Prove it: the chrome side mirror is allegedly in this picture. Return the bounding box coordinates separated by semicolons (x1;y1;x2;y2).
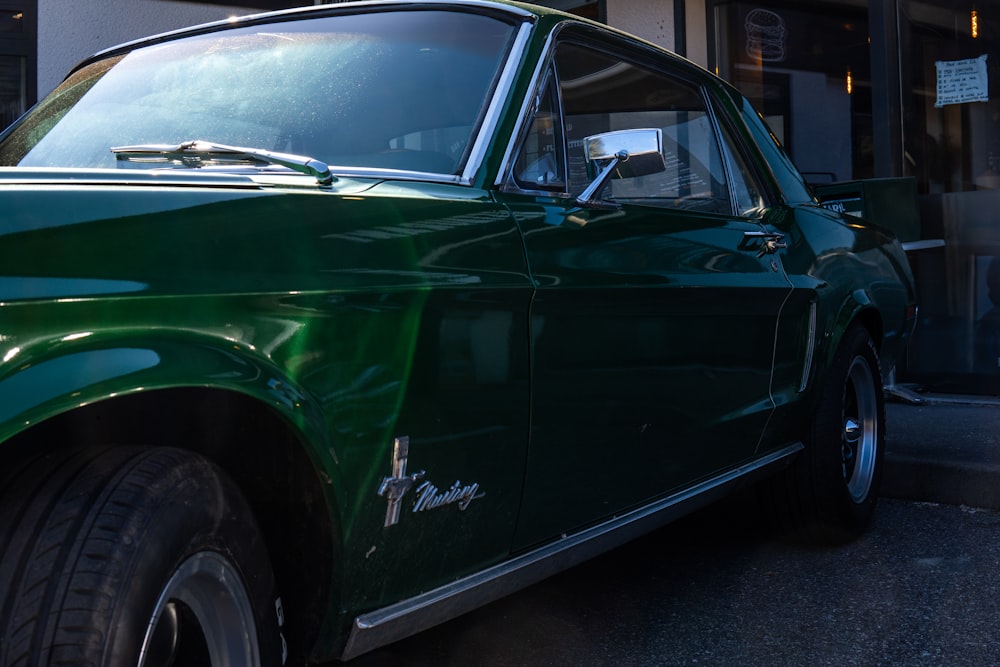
576;128;666;208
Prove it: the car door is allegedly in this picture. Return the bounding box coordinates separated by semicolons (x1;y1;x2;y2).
496;37;795;549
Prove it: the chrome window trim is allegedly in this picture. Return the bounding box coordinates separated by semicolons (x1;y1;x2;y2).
704;88;744;218
340;442;803;661
706;88;780;214
494;27;565;194
460;20;535;185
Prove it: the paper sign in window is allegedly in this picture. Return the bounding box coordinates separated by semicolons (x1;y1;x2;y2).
936;55;989;108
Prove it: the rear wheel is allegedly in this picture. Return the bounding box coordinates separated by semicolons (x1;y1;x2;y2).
0;446;284;666
841;349;881;505
767;326;885;542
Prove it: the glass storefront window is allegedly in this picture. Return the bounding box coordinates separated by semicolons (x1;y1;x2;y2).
0;54;24;128
712;1;872;185
903;2;1000;195
710;1;1000;395
0;3;31;131
901;0;1000;394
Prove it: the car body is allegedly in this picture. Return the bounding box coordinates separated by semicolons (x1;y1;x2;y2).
0;1;916;664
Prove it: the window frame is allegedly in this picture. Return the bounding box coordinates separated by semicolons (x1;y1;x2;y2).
705;92;773;217
508;64;569;193
501;23;773;218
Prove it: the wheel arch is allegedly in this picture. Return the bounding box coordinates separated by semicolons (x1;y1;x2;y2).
849;303;884;355
0;341;345;662
804;291;887;411
828;289;885;365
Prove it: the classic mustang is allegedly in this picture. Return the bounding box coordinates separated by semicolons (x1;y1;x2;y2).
0;1;916;665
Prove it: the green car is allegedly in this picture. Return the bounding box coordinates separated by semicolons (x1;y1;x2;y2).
0;1;916;664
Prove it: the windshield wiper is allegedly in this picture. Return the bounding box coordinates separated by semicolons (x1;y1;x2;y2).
111;140;335;185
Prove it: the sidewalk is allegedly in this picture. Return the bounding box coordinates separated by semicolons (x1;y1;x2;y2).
883;391;1000;510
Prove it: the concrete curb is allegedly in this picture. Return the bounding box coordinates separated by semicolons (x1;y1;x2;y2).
882;399;1000;511
882;453;1000;510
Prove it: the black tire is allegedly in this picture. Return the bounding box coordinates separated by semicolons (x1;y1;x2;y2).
0;446;284;667
766;325;885;543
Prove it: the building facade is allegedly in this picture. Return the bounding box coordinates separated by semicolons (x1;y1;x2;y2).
2;0;997;396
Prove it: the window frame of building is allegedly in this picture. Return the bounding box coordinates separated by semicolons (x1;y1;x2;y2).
0;1;36;129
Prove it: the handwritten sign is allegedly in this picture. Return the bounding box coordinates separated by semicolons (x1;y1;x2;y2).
936;55;989;107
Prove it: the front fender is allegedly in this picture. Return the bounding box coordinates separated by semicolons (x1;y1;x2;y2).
0;333;334;469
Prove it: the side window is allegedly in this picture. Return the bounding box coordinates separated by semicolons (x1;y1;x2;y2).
554;43;733;215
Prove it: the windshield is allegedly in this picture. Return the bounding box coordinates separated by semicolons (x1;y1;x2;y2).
0;10;517;176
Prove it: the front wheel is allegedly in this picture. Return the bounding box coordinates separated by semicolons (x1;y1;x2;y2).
766;326;886;543
0;446;284;667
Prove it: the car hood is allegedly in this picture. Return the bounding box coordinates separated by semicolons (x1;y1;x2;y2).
0;167;518;302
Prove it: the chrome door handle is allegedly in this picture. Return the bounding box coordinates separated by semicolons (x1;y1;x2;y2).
743;230;787;257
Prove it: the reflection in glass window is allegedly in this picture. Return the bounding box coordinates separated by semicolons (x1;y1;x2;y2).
715;2;871;186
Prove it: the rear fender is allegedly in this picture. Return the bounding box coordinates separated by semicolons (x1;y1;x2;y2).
824;290;885;380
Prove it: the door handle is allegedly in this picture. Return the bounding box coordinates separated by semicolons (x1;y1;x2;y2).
743;230;787;257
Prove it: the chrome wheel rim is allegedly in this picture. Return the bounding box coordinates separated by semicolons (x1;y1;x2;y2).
842;355;878;503
139;551;260;667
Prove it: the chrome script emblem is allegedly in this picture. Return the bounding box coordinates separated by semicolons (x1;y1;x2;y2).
378;436;485;527
413;480;484;513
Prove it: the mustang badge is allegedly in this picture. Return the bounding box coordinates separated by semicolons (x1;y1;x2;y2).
377;436;424;527
377;436;485;527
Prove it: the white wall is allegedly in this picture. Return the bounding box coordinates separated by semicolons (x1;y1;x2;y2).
685;0;708;69
606;0;674;52
604;0;710;70
37;0;264;97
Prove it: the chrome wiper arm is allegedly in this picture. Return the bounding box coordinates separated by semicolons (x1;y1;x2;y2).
111;140;335;185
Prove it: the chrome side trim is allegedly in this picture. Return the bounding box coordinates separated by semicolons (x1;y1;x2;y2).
900;238;945;252
340;442;803;660
799;301;818;393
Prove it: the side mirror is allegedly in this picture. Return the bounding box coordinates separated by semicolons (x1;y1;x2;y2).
576;128;666;208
